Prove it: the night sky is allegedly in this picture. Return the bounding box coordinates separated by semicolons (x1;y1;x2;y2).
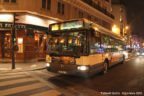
126;0;144;38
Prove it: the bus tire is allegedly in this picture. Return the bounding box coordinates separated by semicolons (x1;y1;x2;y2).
46;67;50;71
120;55;125;64
103;61;108;74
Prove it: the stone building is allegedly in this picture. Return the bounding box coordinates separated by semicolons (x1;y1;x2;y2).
112;0;131;46
0;0;114;62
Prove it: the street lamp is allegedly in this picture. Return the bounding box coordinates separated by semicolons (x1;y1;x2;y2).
11;13;20;69
126;26;129;30
112;25;120;35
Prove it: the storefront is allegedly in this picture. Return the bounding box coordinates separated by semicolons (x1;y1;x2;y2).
0;13;57;62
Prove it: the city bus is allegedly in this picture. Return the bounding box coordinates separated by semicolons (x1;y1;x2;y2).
46;19;125;77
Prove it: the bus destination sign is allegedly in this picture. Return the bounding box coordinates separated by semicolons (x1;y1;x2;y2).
51;20;83;31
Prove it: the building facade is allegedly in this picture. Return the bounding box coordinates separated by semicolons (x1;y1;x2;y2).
0;0;114;62
111;0;131;47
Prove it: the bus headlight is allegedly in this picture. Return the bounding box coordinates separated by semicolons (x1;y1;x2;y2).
77;66;89;71
137;52;140;55
46;63;50;67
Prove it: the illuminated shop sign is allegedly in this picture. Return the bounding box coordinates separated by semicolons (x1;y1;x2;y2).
0;22;48;31
0;14;57;28
60;20;83;30
51;20;83;31
51;24;59;31
0;14;13;22
0;23;26;29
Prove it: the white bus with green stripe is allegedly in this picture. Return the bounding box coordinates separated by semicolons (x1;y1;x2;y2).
46;19;125;77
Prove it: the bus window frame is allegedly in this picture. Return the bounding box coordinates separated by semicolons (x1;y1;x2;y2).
48;29;89;58
88;29;102;55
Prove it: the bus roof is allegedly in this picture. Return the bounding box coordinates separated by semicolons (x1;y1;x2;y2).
49;18;124;42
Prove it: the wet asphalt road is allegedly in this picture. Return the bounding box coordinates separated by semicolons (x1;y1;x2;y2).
29;56;144;95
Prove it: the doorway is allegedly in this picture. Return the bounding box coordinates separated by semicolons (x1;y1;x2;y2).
0;31;11;59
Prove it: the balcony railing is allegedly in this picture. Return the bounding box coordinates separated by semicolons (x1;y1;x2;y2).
81;0;114;19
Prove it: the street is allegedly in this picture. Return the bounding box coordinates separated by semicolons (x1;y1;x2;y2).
0;56;144;96
0;0;144;96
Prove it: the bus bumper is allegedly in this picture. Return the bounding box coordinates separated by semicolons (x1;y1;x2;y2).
46;62;90;77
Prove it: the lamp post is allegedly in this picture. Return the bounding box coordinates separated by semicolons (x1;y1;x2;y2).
11;13;17;69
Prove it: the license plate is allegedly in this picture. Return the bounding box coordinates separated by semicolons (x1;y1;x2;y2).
58;71;67;74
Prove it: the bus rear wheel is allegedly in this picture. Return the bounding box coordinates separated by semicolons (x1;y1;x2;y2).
120;56;125;64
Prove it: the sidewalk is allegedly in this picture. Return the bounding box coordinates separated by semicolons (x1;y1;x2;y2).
0;61;46;73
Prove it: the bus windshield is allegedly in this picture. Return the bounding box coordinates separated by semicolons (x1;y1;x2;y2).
47;31;87;57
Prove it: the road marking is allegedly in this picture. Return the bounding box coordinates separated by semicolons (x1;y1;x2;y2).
0;74;27;79
30;89;61;96
0;83;47;96
0;76;31;82
0;78;36;86
0;80;40;90
0;72;63;96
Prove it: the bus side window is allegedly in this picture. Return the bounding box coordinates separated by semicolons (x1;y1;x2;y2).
101;34;110;53
90;31;101;54
110;38;119;52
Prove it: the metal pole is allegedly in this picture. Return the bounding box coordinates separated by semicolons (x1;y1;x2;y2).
12;13;16;69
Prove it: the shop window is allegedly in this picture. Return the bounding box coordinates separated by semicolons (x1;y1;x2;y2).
35;33;47;52
11;0;16;3
27;29;34;37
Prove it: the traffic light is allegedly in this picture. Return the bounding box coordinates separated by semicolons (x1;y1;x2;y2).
13;37;16;42
14;13;20;23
